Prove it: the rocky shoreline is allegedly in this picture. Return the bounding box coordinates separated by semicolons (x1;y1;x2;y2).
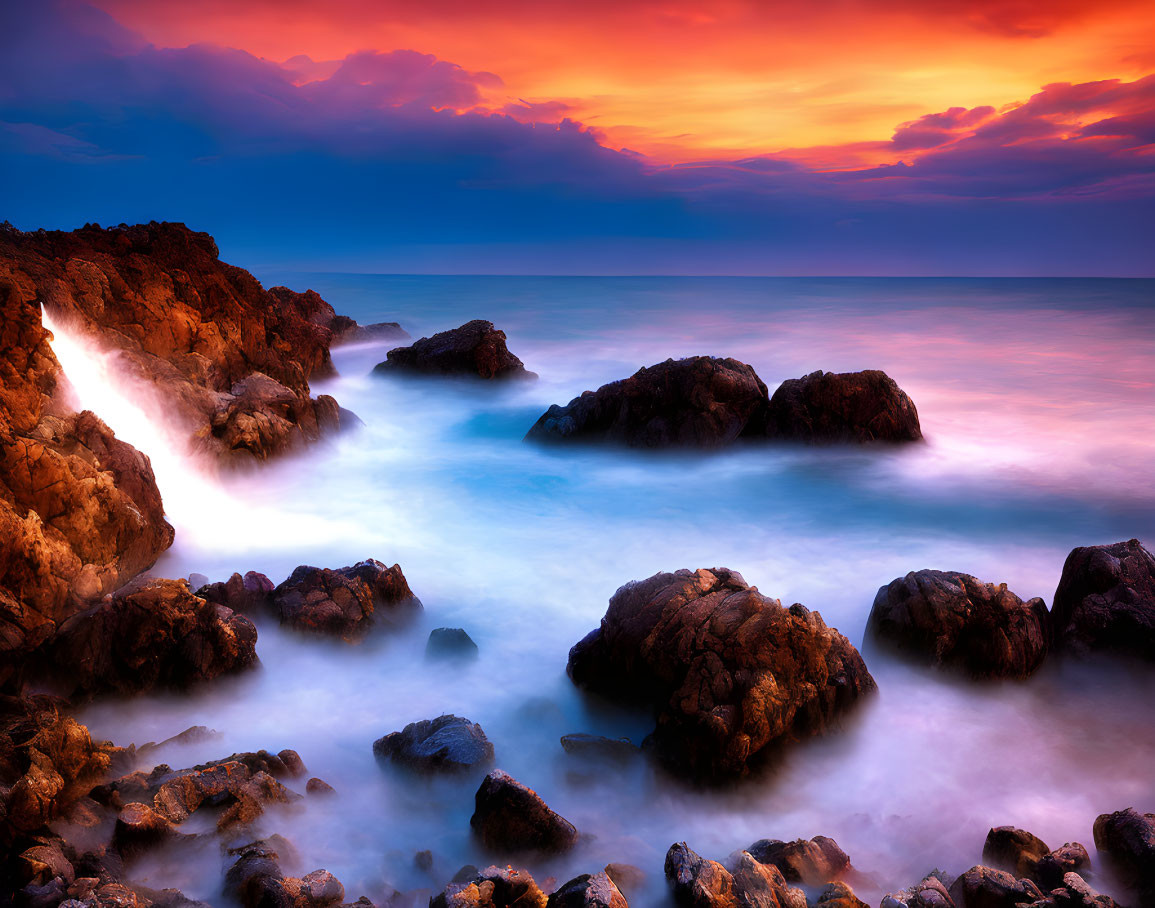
1;223;1152;907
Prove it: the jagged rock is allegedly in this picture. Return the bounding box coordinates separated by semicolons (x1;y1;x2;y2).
17;837;75;887
559;734;640;764
983;827;1052;879
373;715;494;773
374;320;534;380
567;568;875;781
664;843;806;908
470;769;577;853
947;866;1042;907
196;571;275;615
1051;540;1155;660
525;356;769;448
747;836;850;886
425;628;479;661
329;318;409;347
815;882;868;908
547;873;628;908
270;560;421;641
1093;808;1155;904
45;578;258;697
867;571;1050;679
430;865;547;908
1036;844;1092;890
759;369;922;443
881;874;955;908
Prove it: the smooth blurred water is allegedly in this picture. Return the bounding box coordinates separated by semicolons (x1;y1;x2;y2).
70;276;1155;905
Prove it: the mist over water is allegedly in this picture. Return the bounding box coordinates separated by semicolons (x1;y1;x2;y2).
63;277;1155;905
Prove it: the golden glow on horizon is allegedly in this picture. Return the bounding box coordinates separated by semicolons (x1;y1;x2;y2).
93;0;1155;163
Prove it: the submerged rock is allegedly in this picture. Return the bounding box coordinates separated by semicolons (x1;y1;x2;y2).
1093;808;1155;904
759;369;922;443
373;715;494;773
426;627;479;661
374;320;534;380
46;578;258;697
271;560;421;641
525;356;770;448
866;570;1050;679
559;734;640;764
747;836;850;886
567;568;876;781
548;872;628;908
329;317;409;347
1051;539;1155;661
470;769;578;853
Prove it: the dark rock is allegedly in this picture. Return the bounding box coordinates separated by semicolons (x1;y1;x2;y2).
1036;843;1092;890
881;874;955;908
330;318;409;347
747;836;850;886
112;801;180;859
306;778;336;796
373;715;494;773
567;568;876;781
430;865;547;908
196;571;275;616
664;843;806;908
470;769;577;853
547;873;628;908
983;827;1051;879
867;571;1050;679
271;560;421;641
414;850;433;872
225;837;345;908
759;369;922;443
1093;808;1155;904
1031;873;1119;907
1051;540;1155;660
559;734;640;764
374;320;534;380
137;726;222;761
17;838;74;886
815;882;868;908
946;866;1042;908
425;628;479;661
525;356;769;448
46;578;258;697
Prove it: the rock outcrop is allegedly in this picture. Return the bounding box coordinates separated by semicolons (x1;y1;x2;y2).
548;873;629;908
44;578;258;697
431;865;547;908
1051;540;1155;661
1093;808;1155;905
426;627;479;661
525;357;770;448
746;836;850;886
1;222;355;465
982;827;1093;891
374;320;534;380
226;838;347;908
759;369;922;443
373;715;494;773
664;842;808;908
866;571;1050;679
567;568;876;781
470;769;578;853
881;873;955;908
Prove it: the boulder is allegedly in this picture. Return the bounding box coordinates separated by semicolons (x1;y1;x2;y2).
880;874;955;908
1051;540;1155;660
112;801;180;858
866;571;1050;679
270;560;421;641
547;873;628;908
759;369;922;443
329;318;409;347
373;715;494;773
1036;843;1092;890
426;628;479;661
947;866;1042;907
567;568;876;781
430;865;547;908
306;778;336;796
815;882;868;908
525;356;770;448
195;571;275;616
746;836;850;886
374;320;534;380
664;843;806;908
982;827;1051;879
1093;808;1155;904
470;769;577;853
45;578;258;697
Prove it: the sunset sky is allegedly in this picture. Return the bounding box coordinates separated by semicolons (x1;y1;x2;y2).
1;0;1152;273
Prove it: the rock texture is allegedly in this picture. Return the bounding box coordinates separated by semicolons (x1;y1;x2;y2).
567;568;876;781
866;571;1050;679
1094;808;1155;905
1051;540;1155;660
374;320;534;380
470;769;578;853
1;222;355;465
664;842;807;908
373;715;494;773
226;838;348;908
525;357;770;448
431;865;547;908
760;369;922;443
329;319;409;347
983;827;1052;879
746;836;850;886
548;873;629;908
45;578;258;697
881;874;955;908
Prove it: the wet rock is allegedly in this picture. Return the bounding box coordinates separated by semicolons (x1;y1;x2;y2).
547;873;628;908
1036;843;1092;890
559;734;640;764
815;882;868;908
1051;540;1155;661
747;836;850;886
470;769;578;853
880;874;955;908
17;838;75;886
525;356;770;448
567;568;876;781
112;801;179;858
430;865;547;908
759;369;922;443
46;578;258;697
329;318;409;347
1031;873;1119;907
306;778;336;796
1093;808;1155;904
271;560;421;641
867;571;1050;680
946;866;1042;908
374;320;534;380
196;571;275;616
425;628;479;661
300;869;346;907
603;865;646;897
225;839;290;907
664;843;805;908
373;715;494;774
983;827;1051;879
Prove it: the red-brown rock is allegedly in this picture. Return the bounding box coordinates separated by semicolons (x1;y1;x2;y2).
470;769;578;854
270;560;421;641
760;369;922;443
375;320;534;380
